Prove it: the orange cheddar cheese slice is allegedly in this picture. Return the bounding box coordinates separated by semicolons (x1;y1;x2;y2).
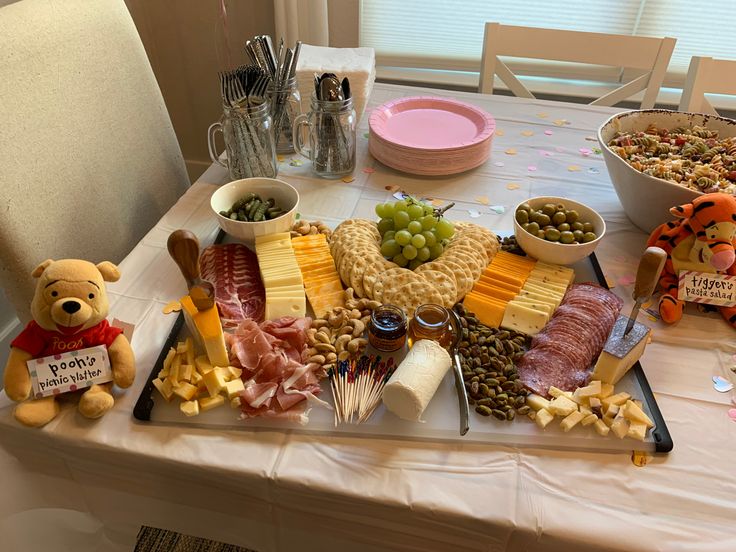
471;282;518;302
482;268;526;287
462;293;505;328
478;275;521;293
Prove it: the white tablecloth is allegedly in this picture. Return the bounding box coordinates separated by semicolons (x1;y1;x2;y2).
2;83;735;552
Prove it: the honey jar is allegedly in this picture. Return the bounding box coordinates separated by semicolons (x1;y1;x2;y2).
407;304;452;348
368;304;407;352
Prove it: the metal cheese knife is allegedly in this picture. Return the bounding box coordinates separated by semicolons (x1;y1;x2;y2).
167;229;215;311
448;309;470;436
624;246;667;336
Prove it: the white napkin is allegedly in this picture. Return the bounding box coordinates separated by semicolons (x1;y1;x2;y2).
295;44;376;124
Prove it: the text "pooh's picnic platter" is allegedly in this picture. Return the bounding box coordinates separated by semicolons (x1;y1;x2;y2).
135;180;672;453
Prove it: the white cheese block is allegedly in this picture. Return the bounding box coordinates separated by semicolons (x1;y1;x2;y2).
382;339;451;422
500;301;548;335
592;327;650;385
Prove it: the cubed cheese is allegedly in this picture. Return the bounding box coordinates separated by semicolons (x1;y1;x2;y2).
526;394;551;411
593;419;610;436
228;366;243;380
179;400;200;417
623;400;654;428
581;413;599;426
610;416;629;439
535;408;555;429
173;381;198;401
195;355;213;375
560;410;585;432
599;383;615;399
152;378;174;402
198;395;225;412
203;368;228;397
602;392;631;408
224;378;245;400
179;364;193;382
548;395;578;417
627;422;648;441
576;380;602;398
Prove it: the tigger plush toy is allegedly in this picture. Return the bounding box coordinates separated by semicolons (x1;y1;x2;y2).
647;193;736;327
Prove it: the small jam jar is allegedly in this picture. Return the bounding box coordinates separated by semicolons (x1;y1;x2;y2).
408;304;452;349
368;305;407;352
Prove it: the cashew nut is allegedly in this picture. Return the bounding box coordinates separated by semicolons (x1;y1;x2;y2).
325;352;337;363
347;337;368;354
315;330;331;344
312;319;328;329
308;354;326;364
351;319;365;338
335;334;352;354
314;342;337;353
350;309;362;320
337;351;350;362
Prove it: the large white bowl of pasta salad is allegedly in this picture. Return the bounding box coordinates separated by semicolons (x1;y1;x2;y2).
598;109;736;233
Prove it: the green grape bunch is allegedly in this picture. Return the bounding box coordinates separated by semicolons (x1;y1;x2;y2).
375;194;455;269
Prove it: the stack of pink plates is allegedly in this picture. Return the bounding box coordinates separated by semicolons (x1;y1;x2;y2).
369;96;496;176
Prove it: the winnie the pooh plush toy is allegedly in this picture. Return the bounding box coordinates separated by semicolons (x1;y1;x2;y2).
3;259;136;427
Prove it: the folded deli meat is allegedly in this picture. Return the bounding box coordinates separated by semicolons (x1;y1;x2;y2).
226;317;327;423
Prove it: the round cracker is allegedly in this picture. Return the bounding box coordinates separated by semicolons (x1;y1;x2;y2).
348;253;385;298
441;249;482;280
331;237;380;270
382;280;444;316
419;258;473;301
418;269;458;308
362;258;395;299
446;236;489;264
332;219;380;241
455;223;499;260
372;267;421;303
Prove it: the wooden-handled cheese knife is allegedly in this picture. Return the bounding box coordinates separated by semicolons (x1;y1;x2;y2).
624;246;667;336
167;229;215;311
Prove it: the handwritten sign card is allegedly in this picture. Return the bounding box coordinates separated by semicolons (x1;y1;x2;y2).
678;271;736;307
28;345;113;398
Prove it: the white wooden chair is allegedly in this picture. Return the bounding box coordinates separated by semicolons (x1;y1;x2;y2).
0;0;190;322
479;22;676;109
679;56;736;115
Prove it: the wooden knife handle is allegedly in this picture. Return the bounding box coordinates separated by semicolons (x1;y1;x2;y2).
633;246;667;301
167;229;201;287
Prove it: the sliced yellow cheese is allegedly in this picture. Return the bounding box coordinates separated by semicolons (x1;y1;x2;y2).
462;293;505;327
500;301;548;335
265;295;306;319
508;297;553;317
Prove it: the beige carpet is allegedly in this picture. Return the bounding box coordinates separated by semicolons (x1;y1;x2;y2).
134;526;258;552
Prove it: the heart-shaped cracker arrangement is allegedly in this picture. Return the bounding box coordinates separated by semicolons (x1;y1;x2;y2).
329;219;499;314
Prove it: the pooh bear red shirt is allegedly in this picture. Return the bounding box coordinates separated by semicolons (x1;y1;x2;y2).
11;320;123;357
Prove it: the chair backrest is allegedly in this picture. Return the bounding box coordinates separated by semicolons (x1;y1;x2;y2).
679;56;736;115
479;22;676;109
0;0;190;323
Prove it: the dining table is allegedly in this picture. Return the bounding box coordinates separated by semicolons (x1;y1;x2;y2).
1;82;735;552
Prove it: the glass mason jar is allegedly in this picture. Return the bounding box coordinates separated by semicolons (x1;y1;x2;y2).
293;95;356;178
207;99;277;180
407;304;452;349
268;77;301;154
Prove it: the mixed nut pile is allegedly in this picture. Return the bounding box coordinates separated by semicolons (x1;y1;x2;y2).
453;304;533;421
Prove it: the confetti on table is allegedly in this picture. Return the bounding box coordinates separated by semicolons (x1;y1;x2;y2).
162;300;181;314
493;161;505;167
505;148;517;155
544;129;554;136
605;275;616;288
495;129;505;136
588;167;600;174
506;183;520;190
475;195;490;205
490;205;506;215
713;376;733;393
585;135;597;141
567;165;582;172
341;175;355;183
631;451;651;467
537;112;549;118
647;314;658;322
385;184;400;192
277;155;286;163
728;408;736;421
618;274;636;286
430;198;444;206
553;119;570;126
539;150;554;157
392;191;405;200
527;165;537;172
289;158;303;167
362;167;375;174
641;300;653;310
593;147;602;154
521;130;534;137
644;307;661;320
468;209;482;218
579;148;592;156
555;146;566;153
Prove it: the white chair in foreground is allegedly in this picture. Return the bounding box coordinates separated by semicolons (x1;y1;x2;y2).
679;56;736;115
479;22;676;109
0;0;190;322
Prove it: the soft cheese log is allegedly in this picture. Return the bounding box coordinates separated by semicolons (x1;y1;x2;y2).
382;339;452;422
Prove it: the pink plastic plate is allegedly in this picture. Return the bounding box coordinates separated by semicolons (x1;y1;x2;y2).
369;96;495;150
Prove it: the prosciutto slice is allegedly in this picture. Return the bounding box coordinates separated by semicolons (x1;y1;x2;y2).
225;317;328;422
200;243;265;327
517;283;623;397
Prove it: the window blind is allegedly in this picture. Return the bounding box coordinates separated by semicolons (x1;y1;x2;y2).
360;0;736;83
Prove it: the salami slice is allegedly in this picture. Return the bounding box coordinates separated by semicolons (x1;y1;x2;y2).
518;283;623;397
200;243;265;326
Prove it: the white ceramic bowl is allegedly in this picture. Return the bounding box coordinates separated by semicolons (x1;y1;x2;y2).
598;109;736;234
210;178;299;241
512;196;606;266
